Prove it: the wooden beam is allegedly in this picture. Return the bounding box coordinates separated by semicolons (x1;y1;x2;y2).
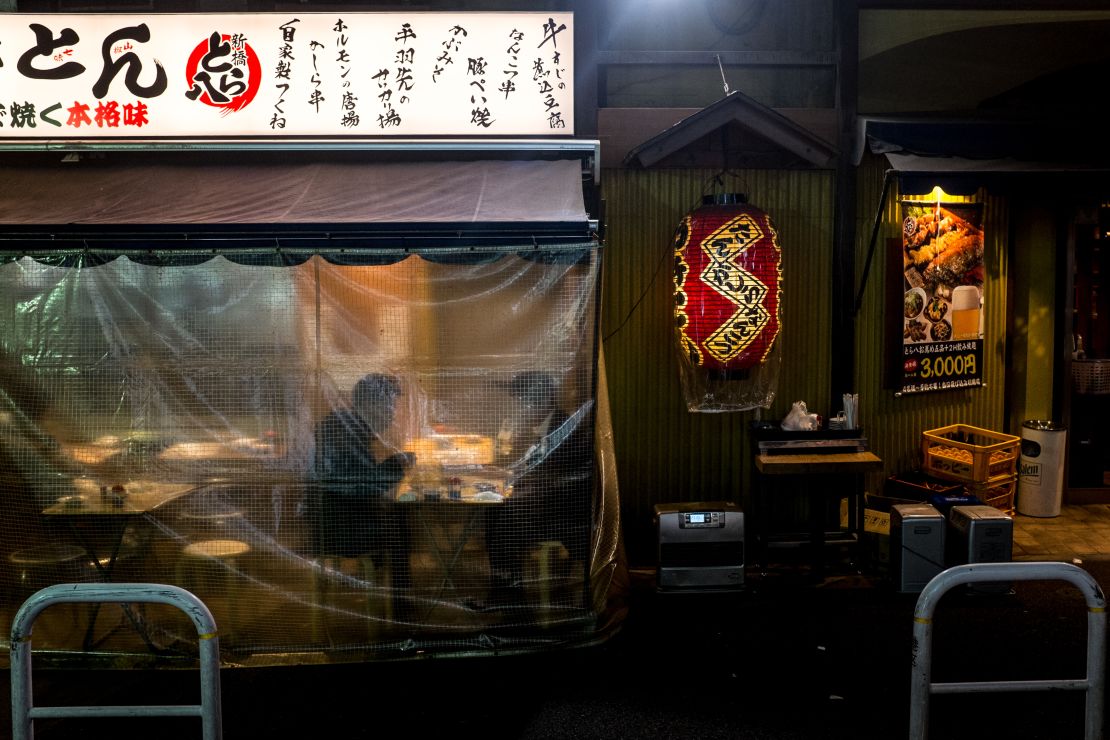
831;0;859;406
573;0;599;136
596;50;838;67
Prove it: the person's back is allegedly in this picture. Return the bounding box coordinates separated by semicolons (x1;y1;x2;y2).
486;372;594;605
310;373;412;577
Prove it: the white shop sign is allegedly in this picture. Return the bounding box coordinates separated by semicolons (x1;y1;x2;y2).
0;12;574;138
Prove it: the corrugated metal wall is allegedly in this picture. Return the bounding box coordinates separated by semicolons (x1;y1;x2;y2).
600;160;1011;564
600;168;834;562
852;153;1009;482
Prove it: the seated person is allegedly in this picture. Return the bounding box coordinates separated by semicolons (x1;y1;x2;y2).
485;371;593;608
312;373;415;592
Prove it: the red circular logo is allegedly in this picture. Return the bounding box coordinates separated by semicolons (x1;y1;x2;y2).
184;33;261;112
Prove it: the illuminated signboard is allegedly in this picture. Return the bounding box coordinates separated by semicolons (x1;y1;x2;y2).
899;199;985;394
0;13;574;138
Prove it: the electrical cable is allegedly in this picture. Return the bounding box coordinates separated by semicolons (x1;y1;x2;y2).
602;173;747;345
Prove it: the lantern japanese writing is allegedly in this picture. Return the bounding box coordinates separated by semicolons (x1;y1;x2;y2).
673;194;782;373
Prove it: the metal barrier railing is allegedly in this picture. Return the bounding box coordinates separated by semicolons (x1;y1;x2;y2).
10;583;223;740
909;562;1106;740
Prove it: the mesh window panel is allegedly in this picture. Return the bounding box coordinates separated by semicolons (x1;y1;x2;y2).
0;248;601;662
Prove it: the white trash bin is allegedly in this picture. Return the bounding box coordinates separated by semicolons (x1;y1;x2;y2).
1016;420;1067;518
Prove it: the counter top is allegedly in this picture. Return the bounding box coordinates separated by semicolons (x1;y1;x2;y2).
755;451;883;476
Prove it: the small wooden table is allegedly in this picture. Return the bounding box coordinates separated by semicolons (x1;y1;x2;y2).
43;479;198;649
755;451;883;579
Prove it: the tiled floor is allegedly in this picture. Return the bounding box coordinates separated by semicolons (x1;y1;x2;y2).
1013;504;1110;562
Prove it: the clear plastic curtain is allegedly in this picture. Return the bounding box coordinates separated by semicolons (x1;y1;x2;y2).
0;248;623;664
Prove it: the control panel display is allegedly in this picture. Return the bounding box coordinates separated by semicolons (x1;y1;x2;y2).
680;511;725;528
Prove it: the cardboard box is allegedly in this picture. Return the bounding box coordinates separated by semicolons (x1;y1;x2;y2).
859;492;920;575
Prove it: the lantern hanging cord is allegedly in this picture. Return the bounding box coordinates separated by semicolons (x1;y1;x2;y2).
702;169;749;199
715;54;731;96
603;185;724;344
602;236;671;345
852;169;894;317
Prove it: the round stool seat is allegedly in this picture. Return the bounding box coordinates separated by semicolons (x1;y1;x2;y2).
177;539;251;645
183;539;250;559
10;543;88;566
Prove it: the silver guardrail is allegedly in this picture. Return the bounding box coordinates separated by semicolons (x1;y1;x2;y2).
10;583;223;740
909;562;1106;740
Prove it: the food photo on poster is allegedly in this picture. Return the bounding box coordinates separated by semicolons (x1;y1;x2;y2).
899;199;985;394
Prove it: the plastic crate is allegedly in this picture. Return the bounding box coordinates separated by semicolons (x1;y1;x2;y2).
921;424;1020;485
886;471;964;501
966;474;1017;514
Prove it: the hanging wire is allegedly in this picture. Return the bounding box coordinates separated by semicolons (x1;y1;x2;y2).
602;235;671;345
602;169;751;345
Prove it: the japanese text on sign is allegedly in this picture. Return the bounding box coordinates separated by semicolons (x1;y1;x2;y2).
0;12;575;138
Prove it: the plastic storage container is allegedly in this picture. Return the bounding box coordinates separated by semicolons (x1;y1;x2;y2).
968;475;1018;514
921;424;1020;485
891;503;945;593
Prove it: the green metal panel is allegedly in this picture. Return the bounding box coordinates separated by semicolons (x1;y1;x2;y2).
852;153;1010;490
600;168;834;561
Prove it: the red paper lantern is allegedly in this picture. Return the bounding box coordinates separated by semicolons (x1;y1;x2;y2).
673;194;782;372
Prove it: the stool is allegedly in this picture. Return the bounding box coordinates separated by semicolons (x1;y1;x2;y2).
309;554;384;647
527;540;569;628
10;543;92;589
8;543;92;626
176;539;251;642
178;497;245;540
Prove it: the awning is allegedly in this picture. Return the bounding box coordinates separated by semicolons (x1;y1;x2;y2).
0;158;596;258
0;159;586;225
881;152;1110;196
860;116;1110;195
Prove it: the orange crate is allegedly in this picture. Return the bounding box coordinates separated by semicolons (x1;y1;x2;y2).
921;424;1020;485
967;474;1017;514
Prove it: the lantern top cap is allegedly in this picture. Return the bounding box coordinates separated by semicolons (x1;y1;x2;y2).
702;193;748;206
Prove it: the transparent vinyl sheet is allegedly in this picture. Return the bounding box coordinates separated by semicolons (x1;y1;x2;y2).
0;249;623;664
676;340;782;413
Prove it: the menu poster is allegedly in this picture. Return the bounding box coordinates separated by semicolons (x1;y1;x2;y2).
898;200;985;394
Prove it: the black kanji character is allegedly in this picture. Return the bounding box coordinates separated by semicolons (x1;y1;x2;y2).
10;101;36;128
92;24;167;99
185;31;245;104
470;107;494;128
17;24;85;80
538;18;567;48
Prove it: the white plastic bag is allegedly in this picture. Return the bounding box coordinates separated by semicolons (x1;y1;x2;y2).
781;400;819;431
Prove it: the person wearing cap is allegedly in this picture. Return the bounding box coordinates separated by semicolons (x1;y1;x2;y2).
311;373;415;598
484;370;592;611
